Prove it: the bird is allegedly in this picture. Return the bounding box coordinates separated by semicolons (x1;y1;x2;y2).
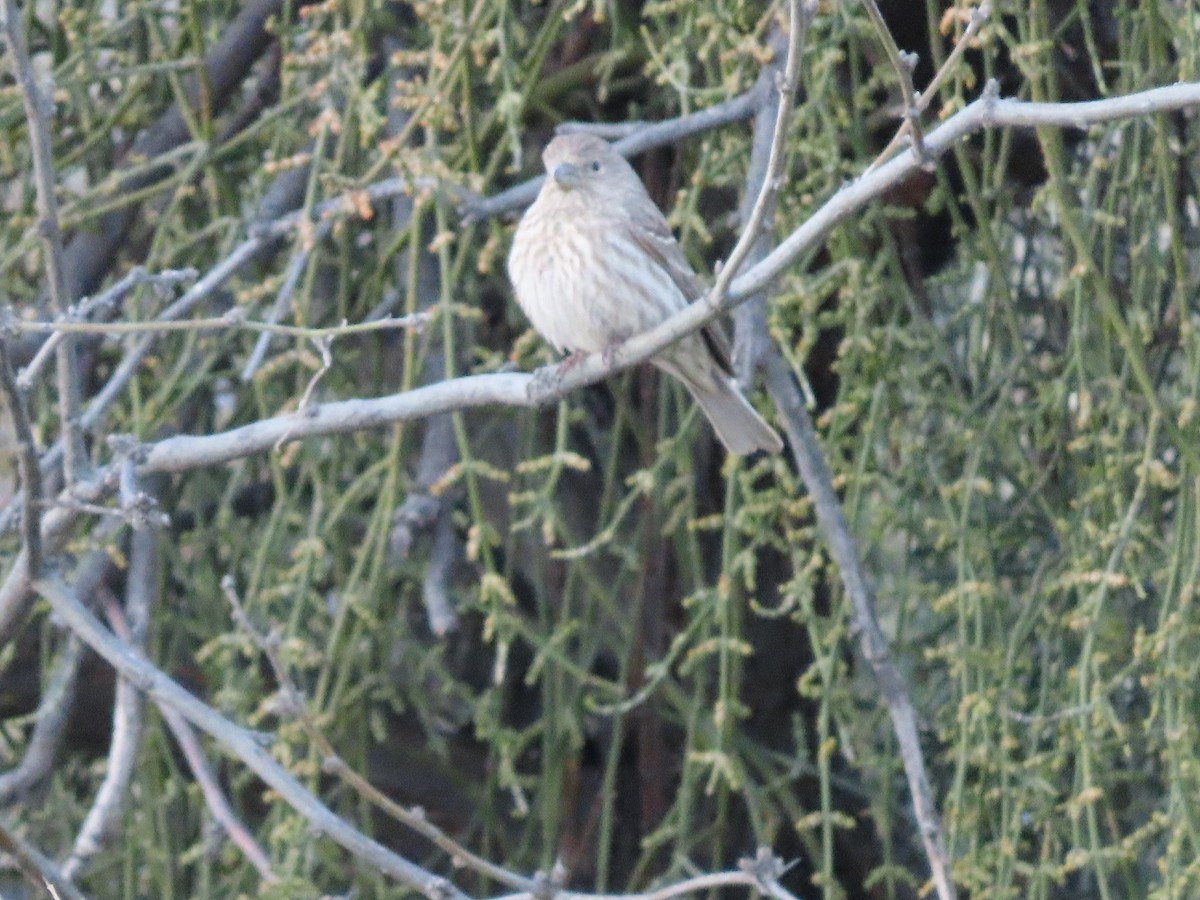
507;133;784;456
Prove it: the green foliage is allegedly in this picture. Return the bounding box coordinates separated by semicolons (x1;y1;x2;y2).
4;0;1200;897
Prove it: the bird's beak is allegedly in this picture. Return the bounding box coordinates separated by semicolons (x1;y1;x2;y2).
552;162;582;189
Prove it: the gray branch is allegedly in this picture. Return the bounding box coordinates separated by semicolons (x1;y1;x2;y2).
32;573;468;899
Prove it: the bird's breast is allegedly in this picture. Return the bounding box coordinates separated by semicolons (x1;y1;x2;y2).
509;201;687;355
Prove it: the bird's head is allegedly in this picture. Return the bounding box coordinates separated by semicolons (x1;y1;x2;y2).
541;133;637;195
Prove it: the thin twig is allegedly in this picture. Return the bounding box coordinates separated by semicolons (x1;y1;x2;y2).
0;338;43;579
867;1;992;172
157;697;279;883
732;15;794;387
1;0;86;483
486;847;801;900
103;599;278;883
295;336;333;413
16;267;199;390
860;0;926;160
10;309;431;339
240;219;332;382
712;0;811;303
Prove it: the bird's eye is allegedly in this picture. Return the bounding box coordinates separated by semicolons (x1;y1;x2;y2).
590;160;601;172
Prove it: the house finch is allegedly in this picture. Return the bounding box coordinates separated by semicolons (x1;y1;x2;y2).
507;133;783;456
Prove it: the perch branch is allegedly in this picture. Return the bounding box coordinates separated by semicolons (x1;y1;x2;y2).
126;82;1200;477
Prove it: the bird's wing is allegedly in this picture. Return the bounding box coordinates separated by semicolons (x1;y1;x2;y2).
630;214;735;377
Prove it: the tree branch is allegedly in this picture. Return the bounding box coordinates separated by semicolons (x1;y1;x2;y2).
31;573;469;900
121;81;1200;478
0;338;43;579
1;0;86;483
764;353;954;898
62;524;157;879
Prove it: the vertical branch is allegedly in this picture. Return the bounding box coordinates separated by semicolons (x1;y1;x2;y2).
728;8;953;894
1;0;86;483
860;0;926;158
62;524;158;879
0;338;42;579
712;0;811;304
731;0;814;385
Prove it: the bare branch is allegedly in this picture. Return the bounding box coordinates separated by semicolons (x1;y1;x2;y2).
102;595;278;883
33;573;469;899
0;636;82;804
867;2;992;172
16;267;199;391
860;0;927;160
0;520;119;803
62;525;158;879
10;310;431;340
0;816;86;900
485;847;801;900
1;0;86;483
124;81;1200;478
763;352;955;899
728;1;814;385
0;339;42;579
221;575;523;888
156;701;278;883
724;7;950;897
713;0;812;301
0;472;116;661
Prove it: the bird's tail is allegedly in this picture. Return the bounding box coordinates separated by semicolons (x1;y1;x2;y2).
682;376;784;456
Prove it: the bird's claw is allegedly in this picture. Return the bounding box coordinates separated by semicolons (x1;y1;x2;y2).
556;350;588;375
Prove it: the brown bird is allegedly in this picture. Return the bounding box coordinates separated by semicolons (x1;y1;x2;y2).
507;133;783;456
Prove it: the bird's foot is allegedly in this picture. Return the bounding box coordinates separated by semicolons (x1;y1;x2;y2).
556;350;589;375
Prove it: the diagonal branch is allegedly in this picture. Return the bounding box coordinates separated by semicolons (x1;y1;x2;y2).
0;338;43;579
764;353;955;899
32;573;470;900
860;0;926;160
